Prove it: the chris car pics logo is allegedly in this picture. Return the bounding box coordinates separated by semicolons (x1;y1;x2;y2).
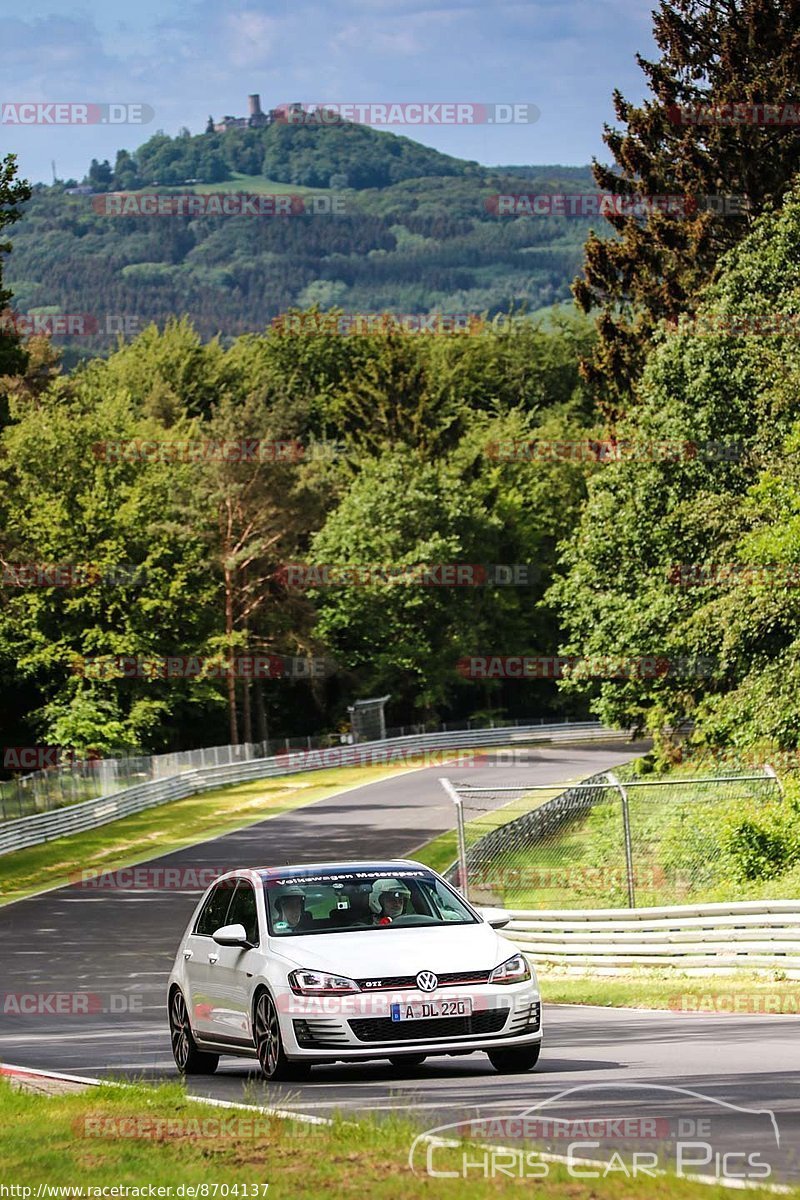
409;1084;782;1184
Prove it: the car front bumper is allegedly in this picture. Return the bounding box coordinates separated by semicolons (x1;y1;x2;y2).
275;983;542;1060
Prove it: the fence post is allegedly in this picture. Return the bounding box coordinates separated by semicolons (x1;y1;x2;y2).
607;771;635;908
763;764;784;797
440;778;469;901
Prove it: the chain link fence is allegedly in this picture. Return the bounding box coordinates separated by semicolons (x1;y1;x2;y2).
442;763;783;909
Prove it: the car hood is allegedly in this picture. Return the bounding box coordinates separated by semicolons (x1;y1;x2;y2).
268;921;514;976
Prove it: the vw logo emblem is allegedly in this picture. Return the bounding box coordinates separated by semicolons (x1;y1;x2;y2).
416;970;438;992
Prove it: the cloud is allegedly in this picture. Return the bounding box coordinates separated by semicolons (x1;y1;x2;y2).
224;11;280;67
0;16;118;91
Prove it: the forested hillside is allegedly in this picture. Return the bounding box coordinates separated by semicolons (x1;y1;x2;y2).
4;118;596;364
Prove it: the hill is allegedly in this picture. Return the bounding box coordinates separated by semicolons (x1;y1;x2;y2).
5;118;598;364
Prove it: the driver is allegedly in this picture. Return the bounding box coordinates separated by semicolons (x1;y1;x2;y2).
274;885;313;931
369;878;411;925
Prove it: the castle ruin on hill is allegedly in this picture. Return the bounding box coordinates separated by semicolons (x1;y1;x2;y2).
210;95;304;133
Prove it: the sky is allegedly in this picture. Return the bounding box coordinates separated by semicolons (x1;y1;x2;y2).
2;0;658;185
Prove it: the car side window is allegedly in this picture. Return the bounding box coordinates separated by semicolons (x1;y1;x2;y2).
194;880;236;937
226;879;260;945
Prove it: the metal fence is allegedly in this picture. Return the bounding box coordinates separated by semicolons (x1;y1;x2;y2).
0;715;613;823
443;763;783;910
0;720;631;856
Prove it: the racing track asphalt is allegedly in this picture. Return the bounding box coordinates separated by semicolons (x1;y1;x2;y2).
1;739;798;1184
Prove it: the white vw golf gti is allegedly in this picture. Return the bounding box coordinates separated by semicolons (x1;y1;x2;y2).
168;860;542;1080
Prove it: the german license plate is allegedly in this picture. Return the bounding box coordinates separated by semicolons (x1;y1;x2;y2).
391;998;473;1021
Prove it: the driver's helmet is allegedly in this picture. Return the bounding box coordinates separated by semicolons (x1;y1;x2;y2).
276;884;306;911
368;878;411;914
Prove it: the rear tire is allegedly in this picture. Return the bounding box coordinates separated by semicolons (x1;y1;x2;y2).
169;990;219;1075
487;1044;541;1074
254;991;310;1082
389;1054;427;1068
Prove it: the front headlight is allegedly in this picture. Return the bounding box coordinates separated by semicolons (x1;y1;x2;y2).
288;969;361;995
490;953;531;985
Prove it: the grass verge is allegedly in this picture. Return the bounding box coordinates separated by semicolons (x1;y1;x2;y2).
0;762;427;907
0;1077;791;1197
539;969;800;1012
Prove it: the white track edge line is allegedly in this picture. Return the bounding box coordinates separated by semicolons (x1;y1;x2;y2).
0;1061;331;1126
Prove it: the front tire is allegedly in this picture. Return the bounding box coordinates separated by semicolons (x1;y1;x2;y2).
253;991;310;1082
169;990;219;1075
487;1044;541;1074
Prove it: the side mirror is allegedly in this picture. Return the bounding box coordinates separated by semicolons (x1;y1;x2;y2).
212;922;253;947
475;906;512;930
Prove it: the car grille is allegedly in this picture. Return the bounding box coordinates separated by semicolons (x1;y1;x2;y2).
348;1006;509;1043
356;969;492;991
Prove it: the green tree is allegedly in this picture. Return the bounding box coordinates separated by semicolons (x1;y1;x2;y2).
574;0;800;414
0;375;217;753
553;181;800;755
0;152;31;384
193;389;328;742
309;407;591;718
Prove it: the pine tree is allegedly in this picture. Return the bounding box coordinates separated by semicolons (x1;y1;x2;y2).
574;0;800;415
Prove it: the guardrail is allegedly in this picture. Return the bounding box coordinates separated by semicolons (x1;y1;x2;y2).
506;900;800;975
0;721;630;856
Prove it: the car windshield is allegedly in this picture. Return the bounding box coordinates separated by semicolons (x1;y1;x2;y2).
262;868;478;936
